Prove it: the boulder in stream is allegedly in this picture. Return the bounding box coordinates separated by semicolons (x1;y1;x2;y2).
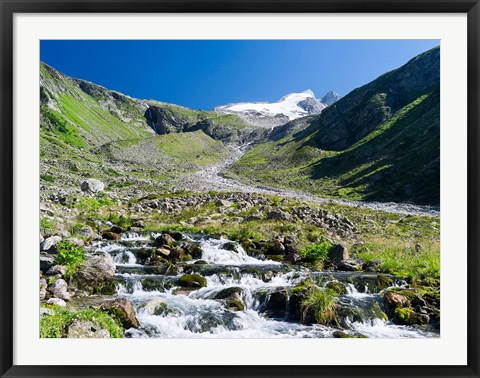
100;297;140;329
178;273;207;288
74;251;116;294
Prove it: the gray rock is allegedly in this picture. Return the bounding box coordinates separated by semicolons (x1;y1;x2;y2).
284;253;301;264
80;178;105;193
40;307;54;317
154;233;176;247
215;199;233;208
48;278;71;300
40;253;55;274
40;278;47;300
40;234;44;245
74;252;115;293
337;259;361;272
65;238;84;247
329;244;349;263
267;210;291;221
42;236;62;252
67;320;111;338
47;297;66;307
266;240;286;255
47;265;67;276
77;226;98;240
221;241;241;253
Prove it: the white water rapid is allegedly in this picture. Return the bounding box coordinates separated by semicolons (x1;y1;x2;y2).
87;232;440;339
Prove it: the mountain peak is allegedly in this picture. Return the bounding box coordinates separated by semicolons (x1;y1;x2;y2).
280;89;315;102
215;89;326;127
321;90;342;106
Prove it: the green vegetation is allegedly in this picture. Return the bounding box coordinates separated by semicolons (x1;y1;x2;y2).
40;217;56;233
355;239;440;283
42;108;86;148
73;196;115;212
40;306;123;338
300;286;339;325
40;174;55;183
106;214;132;229
299;241;333;264
54;241;85;277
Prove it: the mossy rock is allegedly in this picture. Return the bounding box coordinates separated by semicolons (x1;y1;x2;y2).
92;280;117;295
241;240;257;252
264;255;284;262
325;281;347;295
370;302;389;321
394;307;430;326
377;274;394;290
291;281;314;294
332;330;368;338
178;273;207;288
388;287;416;300
164;230;184;241
183;242;203;259
213;286;243;300
226;299;245;312
194;260;208;265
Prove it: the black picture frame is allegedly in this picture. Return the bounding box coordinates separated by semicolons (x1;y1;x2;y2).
1;1;479;377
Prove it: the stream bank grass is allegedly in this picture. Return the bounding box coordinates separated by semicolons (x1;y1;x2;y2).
354;237;440;282
301;286;339;325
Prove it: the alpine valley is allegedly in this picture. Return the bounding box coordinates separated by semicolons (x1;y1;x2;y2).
39;47;440;339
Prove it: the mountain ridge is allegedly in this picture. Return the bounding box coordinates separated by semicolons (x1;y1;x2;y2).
226;46;440;205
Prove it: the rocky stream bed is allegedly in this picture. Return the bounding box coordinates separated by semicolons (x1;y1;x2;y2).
40;231;440;339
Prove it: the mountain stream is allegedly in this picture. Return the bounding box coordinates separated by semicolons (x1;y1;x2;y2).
88;233;439;339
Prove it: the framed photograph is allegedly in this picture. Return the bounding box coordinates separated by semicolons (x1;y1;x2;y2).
1;1;479;377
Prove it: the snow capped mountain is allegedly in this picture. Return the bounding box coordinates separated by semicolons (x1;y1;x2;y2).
214;89;339;127
321;90;342;106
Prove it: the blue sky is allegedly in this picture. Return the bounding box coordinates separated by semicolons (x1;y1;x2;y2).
40;40;439;110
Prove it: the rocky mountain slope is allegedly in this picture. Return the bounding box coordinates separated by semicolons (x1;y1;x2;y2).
214;89;340;127
227;47;440;205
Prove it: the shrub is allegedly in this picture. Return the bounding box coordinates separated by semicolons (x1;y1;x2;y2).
54;241;85;277
75;197;114;212
299;241;333;264
107;213;132;229
300;286;339;325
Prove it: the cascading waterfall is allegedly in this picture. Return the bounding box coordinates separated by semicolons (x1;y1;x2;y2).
146;105;158;134
90;232;439;339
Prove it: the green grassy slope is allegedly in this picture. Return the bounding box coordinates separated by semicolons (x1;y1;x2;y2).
99;130;228;169
39;63;229;191
40;63;153;147
227;47;440;205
